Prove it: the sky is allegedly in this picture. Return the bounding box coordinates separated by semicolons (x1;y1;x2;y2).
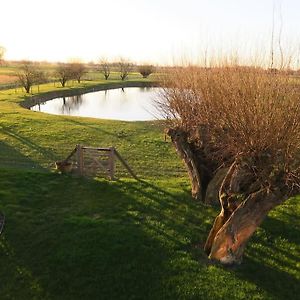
0;0;300;65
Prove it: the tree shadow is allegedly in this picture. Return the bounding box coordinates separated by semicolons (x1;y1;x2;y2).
236;256;300;299
1;167;297;299
260;213;300;245
0;140;46;171
0;174;197;299
0;126;57;163
105;179;216;255
233;211;300;299
62;118;130;140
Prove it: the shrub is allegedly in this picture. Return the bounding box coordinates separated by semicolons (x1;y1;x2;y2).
138;65;155;78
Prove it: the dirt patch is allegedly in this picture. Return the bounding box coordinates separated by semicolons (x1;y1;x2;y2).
0;74;17;84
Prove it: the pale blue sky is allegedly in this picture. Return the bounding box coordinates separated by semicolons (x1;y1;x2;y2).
1;0;299;65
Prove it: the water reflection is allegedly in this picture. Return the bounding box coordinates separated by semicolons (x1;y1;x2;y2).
31;87;162;121
60;95;83;114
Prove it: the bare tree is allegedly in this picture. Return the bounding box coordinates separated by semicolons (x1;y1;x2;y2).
118;59;132;81
56;63;73;87
138;65;155;78
159;64;300;265
69;62;86;83
99;58;111;80
0;46;6;65
34;70;48;92
16;61;43;93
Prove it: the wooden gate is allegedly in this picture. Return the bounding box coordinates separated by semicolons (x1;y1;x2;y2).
57;144;137;180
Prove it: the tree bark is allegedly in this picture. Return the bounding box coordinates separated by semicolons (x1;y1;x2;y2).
25;83;31;93
166;128;204;201
203;158;288;265
204;161;241;254
208;188;285;264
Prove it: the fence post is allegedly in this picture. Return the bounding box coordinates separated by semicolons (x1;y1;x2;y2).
109;147;116;180
77;144;84;175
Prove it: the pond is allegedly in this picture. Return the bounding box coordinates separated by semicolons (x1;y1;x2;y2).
30;87;163;121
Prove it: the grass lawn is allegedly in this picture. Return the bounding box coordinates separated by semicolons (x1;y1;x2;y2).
0;79;299;299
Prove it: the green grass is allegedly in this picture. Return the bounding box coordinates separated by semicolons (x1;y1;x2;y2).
0;80;299;299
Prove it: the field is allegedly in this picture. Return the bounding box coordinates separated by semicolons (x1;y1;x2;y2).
0;78;299;299
0;63;157;90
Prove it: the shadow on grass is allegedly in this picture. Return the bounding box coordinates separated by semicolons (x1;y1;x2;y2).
62;118;129;140
0;174;197;299
261;213;300;245
0;237;48;299
237;255;299;299
0;126;57;162
235;209;300;299
0;140;46;171
0;171;299;299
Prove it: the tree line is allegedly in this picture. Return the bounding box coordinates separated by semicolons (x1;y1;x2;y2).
11;59;155;93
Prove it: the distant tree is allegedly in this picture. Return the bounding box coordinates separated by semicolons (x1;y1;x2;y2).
0;46;6;65
69;62;86;83
99;58;111;80
118;59;132;81
34;70;48;92
56;63;73;87
138;65;155;78
16;61;43;93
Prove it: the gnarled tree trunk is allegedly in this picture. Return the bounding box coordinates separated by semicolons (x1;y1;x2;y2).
167;128;288;264
207;188;285;264
204;160;287;264
166;128;213;202
166;128;204;201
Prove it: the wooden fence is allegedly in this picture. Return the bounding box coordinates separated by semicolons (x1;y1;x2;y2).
56;144;137;180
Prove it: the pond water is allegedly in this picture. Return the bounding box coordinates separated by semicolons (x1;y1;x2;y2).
30;87;163;121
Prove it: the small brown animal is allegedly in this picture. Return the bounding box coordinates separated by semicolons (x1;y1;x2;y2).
55;161;73;173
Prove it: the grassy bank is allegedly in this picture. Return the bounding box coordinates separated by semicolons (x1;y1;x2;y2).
0;79;299;299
